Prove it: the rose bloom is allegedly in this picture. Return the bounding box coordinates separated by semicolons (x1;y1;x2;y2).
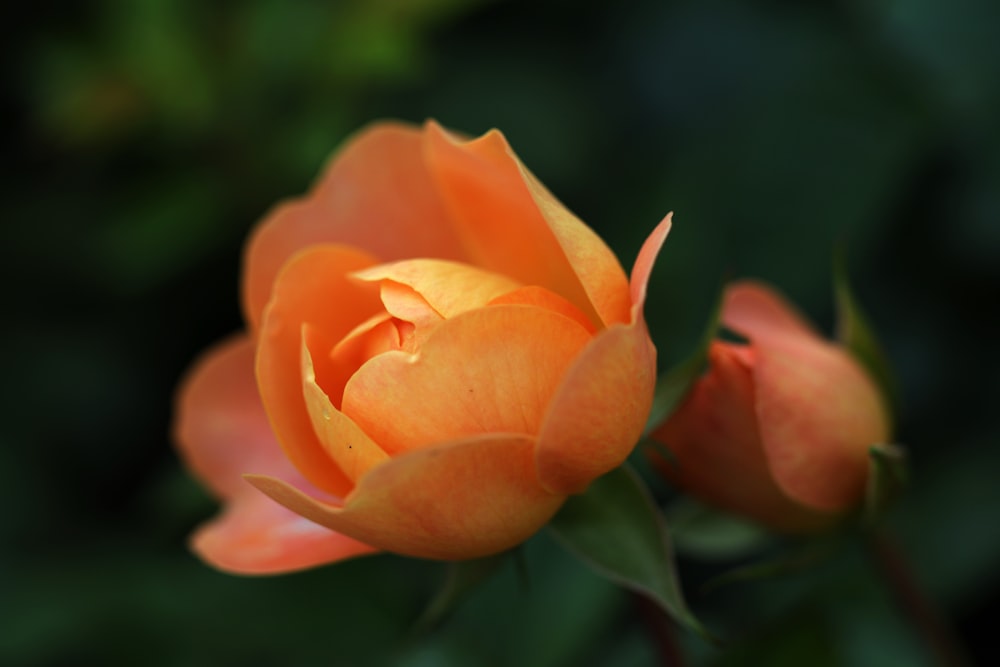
175;120;671;573
652;281;891;532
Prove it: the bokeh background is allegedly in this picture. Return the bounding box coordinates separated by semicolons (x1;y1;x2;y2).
3;0;999;665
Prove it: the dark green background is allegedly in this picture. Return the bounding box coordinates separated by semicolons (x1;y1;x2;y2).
3;1;998;665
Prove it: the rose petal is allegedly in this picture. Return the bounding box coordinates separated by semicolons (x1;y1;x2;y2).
243;122;466;331
424;121;630;328
721;280;820;345
302;338;390;484
257;245;383;496
245;434;565;560
353;258;521;317
174;335;294;500
342;305;592;456
488;285;596;335
653;343;832;532
190;490;377;575
534;216;670;494
752;338;889;512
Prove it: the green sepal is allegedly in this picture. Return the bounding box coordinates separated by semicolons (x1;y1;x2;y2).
863;443;908;527
547;464;714;641
409;551;511;637
833;250;898;417
644;288;724;436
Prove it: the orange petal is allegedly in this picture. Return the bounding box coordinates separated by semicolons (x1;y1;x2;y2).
174;335;294;500
245;434;565;560
488;285;597;335
721;280;820;345
243;122;466;331
533;216;670;494
652;343;832;532
752;338;889;512
257;245;383;496
302;339;390;484
190;490;377;575
424;121;629;328
353;258;521;317
341;305;592;455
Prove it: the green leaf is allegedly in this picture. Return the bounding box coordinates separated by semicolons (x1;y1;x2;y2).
665;498;772;561
644;288;724;435
833;250;898;416
409;551;510;638
701;541;834;594
547;464;713;641
864;443;908;527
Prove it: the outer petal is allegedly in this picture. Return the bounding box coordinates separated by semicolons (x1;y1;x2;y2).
751;339;889;512
190;491;376;575
243;122;466;331
534;215;671;494
341;305;593;455
722;281;890;512
257;245;384;496
424;121;630;328
652;343;832;532
174;335;375;573
246;434;565;560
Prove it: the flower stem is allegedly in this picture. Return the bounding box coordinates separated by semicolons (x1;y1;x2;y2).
866;530;970;667
635;592;687;667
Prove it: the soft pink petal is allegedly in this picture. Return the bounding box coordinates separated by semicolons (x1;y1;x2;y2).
245;434;565;560
721;280;820;345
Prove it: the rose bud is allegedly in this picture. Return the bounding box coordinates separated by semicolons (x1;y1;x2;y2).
652;281;891;533
175;120;671;573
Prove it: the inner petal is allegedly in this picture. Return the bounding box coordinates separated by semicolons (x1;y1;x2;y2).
341;304;593;455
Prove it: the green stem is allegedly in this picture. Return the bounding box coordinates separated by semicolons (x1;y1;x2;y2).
635;593;687;667
867;530;970;667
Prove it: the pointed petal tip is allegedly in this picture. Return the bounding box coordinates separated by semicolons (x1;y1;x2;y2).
630;212;673;311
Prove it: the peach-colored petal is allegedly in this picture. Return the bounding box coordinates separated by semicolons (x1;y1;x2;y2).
752;338;889;512
652;343;832;532
425;121;628;329
721;280;820;345
257;245;383;496
353;258;521;318
342;305;592;456
488;285;597;335
190;490;377;575
245;434;565;560
243;122;466;331
174;335;294;500
533;216;670;494
302;339;390;484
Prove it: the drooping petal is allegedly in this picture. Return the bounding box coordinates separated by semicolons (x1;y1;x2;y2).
175;335;376;573
257;245;383;496
424;121;630;328
245;434;565;560
752;338;888;512
174;335;293;500
534;216;670;494
243;122;466;331
652;343;832;532
190;490;377;575
342;305;592;456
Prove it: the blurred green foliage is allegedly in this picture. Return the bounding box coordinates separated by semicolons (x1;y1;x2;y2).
3;0;999;665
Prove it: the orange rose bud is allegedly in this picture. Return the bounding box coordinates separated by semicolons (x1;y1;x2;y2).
652;281;891;533
175;120;671;573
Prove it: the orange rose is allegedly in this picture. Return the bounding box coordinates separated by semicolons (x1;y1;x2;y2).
175;120;671;573
652;281;891;532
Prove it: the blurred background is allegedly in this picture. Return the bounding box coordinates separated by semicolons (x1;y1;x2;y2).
3;0;999;665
